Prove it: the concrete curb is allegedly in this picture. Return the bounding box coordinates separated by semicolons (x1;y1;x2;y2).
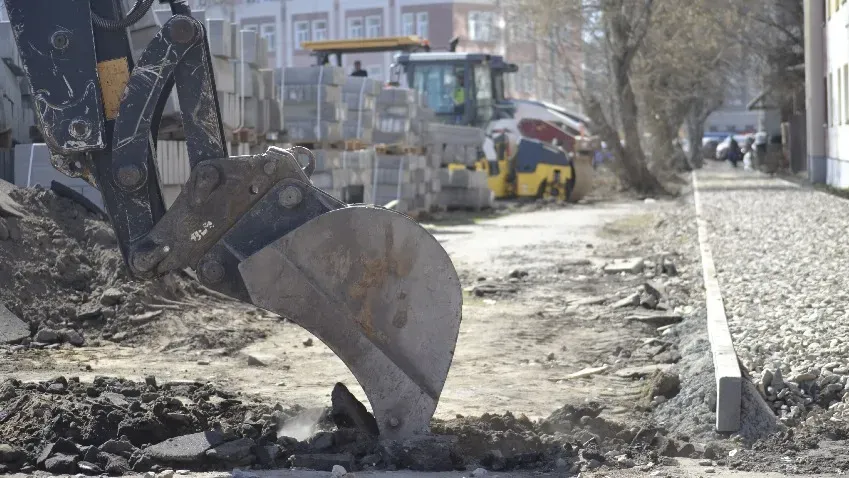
691;170;742;433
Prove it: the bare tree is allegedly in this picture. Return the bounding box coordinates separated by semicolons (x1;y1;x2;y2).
635;0;746;170
509;0;667;195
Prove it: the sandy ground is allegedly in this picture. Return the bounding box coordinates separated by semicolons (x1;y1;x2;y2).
0;200;667;427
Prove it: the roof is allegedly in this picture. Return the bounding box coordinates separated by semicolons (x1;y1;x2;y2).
396;52;493;63
301;36;429;54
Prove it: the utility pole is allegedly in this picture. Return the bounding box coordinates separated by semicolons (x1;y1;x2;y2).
804;0;826;182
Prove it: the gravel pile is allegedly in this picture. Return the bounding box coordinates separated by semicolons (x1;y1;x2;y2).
0;183;262;352
695;167;849;427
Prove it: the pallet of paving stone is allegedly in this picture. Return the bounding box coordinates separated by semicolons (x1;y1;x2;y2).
290;139;368;152
343;77;380;144
374;143;426;155
283;66;347;144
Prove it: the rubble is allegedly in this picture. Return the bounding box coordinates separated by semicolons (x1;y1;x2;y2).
0;185;265;351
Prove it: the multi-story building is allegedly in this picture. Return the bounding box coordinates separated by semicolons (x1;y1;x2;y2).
804;0;844;186
189;0;582;111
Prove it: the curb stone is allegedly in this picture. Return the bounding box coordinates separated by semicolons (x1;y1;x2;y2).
691;171;741;432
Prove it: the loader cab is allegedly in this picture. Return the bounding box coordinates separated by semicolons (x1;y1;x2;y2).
490;57;518;119
395;52;495;127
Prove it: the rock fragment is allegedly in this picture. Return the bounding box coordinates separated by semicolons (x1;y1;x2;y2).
0;304;29;344
604;257;645;274
143;432;225;464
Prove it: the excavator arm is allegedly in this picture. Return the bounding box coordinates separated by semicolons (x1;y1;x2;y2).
3;0;462;441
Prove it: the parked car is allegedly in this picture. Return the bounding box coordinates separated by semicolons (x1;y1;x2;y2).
701;137;719;160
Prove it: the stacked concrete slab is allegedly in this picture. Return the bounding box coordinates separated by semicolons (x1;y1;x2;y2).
307;149;376;203
436;169;493;211
373;88;417;146
283;66;346;144
426;123;484;167
342;77;381;144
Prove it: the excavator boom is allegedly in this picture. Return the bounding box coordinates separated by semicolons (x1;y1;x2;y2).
3;0;462;440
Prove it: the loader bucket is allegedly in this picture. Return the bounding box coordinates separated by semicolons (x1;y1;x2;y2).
569;153;594;202
237;205;462;440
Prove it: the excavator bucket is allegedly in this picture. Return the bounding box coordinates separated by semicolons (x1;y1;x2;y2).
239;205;463;440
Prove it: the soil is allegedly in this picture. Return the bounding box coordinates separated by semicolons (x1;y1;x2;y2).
0;178;720;475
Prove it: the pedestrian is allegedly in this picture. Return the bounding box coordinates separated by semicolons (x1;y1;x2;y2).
350;60;367;77
728;136;740;168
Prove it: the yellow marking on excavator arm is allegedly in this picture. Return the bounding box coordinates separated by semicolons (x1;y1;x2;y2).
97;57;130;121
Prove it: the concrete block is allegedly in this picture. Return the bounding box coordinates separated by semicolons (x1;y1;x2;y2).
375;117;411;134
239;29;258;66
268;99;283;131
211;57;235;93
284;66;346;86
343;92;377;111
427;123;485;146
342;124;373;143
234;62;256;97
286;120;342;143
260;69;277;99
283;85;342;104
311;171;333;189
377;87;416;105
207;18;232;57
343;77;382;96
344;110;375;130
284;103;347;122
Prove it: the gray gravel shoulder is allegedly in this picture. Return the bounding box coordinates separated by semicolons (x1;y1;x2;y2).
694;164;849;429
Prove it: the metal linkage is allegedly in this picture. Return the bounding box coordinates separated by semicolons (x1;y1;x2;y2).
4;0;106;157
126;146;334;281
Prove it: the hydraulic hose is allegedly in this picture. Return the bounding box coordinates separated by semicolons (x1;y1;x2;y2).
91;0;155;31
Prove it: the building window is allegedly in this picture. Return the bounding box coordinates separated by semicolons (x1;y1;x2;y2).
829;72;833;127
844;64;848;122
835;68;843;126
366;15;381;38
260;23;275;52
367;65;383;80
401;13;415;36
416;12;429;38
243;24;258;32
312;20;328;41
294;21;309;49
468;11;493;41
347;17;364;39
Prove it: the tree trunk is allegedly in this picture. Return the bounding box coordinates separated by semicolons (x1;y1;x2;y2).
686;116;706;170
610;62;667;195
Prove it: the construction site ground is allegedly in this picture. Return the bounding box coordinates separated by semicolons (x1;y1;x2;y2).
7;165;849;476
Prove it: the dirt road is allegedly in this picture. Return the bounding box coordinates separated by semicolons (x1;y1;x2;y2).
0;200;669;423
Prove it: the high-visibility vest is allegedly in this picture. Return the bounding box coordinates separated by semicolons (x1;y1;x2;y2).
454;87;465;105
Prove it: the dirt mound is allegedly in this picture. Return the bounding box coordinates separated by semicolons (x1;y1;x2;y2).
0;185;268;352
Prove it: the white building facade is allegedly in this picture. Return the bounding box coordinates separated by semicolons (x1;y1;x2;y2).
806;0;848;185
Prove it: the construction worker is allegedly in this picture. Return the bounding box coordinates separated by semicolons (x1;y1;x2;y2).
351;60;368;77
453;73;465;124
